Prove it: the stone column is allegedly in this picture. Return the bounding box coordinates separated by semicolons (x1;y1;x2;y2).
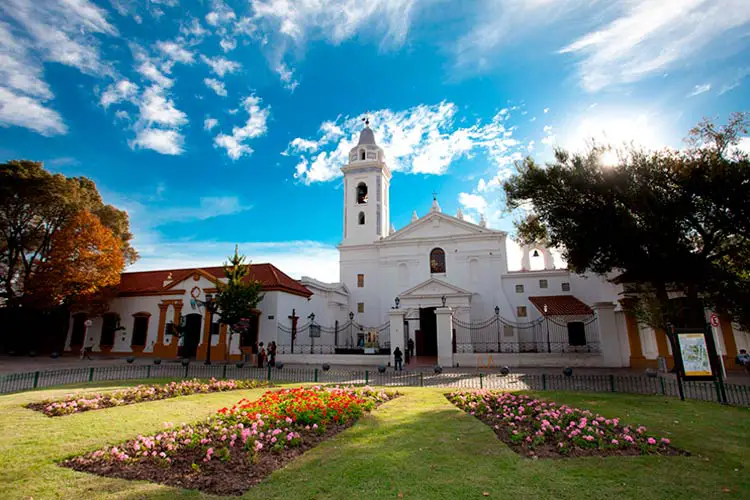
719;315;739;369
618;299;650;368
154;302;170;357
593;302;626;367
653;327;674;369
435;307;454;368
388;309;406;368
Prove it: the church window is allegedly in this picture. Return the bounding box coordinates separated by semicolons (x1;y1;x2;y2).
567;321;587;346
429;248;446;274
358;212;365;225
561;282;570;292
131;312;150;347
357;274;364;288
539;279;548;289
516;306;527;318
515;284;524;293
357;302;365;313
356;182;368;204
100;313;120;347
360;149;366;160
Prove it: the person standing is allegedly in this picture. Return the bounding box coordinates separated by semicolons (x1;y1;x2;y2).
257;342;265;368
268;341;277;367
407;338;415;360
394;347;403;371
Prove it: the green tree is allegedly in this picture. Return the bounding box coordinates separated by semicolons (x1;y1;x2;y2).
0;160;137;306
215;246;264;355
503;113;750;332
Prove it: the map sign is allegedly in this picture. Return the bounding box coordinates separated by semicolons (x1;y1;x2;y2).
677;333;713;377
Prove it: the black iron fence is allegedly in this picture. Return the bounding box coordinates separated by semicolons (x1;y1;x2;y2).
277;320;390;354
1;364;748;407
454;314;600;354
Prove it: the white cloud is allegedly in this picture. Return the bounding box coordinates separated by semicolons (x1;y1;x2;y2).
0;86;66;136
560;0;750;91
138;86;187;127
541;125;557;146
214;95;270;160
687;83;712;97
0;0;117;135
220;38;237;52
136;60;174;88
206;0;237;26
115;110;130;121
289;102;523;184
204;117;219;131
100;79;139;109
155;40;194;64
249;0;417;88
204;78;228;97
458;193;488;213
719;67;750;94
129;128;184;155
201;55;241;77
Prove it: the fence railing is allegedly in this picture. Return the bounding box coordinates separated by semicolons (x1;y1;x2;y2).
0;365;747;407
277;320;391;353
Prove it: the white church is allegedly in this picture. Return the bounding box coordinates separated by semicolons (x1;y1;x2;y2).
65;124;748;371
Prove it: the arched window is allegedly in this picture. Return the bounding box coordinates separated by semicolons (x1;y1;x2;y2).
356;182;368;204
70;313;87;347
358;211;365;225
100;313;120;347
430;248;446;274
131;312;150;347
360;149;366;160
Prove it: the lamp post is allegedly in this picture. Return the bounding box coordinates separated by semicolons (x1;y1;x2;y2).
394;296;400;309
441;295;446;307
203;294;219;365
308;313;315;354
543;304;551;353
495;306;501;353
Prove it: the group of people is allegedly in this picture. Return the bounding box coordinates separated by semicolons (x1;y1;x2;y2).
253;341;277;368
393;338;416;371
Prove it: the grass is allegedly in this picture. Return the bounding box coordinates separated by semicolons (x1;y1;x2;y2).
0;380;748;499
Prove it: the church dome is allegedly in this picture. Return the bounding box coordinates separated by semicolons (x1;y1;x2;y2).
357;126;376;145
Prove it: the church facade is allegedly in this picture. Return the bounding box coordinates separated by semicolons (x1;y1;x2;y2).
64;125;749;370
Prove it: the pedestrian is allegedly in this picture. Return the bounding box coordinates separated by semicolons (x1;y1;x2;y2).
257;342;265;368
394;346;403;371
407;338;415;359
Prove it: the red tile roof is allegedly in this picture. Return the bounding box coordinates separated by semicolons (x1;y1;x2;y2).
117;264;312;298
529;295;594;316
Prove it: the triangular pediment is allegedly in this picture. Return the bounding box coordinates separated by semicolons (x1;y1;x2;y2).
382;212;499;242
400;278;472;298
162;268;220;290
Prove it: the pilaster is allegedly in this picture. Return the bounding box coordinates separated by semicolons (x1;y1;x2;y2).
388;309;406;368
435;307;454;368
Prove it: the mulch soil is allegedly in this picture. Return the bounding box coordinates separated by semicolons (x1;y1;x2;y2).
62;397;398;496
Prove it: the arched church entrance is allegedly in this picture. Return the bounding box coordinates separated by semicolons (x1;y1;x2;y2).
178;313;202;358
416;307;438;360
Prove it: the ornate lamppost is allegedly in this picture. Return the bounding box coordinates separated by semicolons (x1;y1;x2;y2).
495;305;501;353
544;304;551;353
349;311;354;347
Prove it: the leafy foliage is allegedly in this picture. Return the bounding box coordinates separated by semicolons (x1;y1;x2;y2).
25;211;124;307
0;160;136;306
215;246;264;333
503;113;750;330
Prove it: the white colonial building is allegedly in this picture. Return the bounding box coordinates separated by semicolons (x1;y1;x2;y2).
65;124;749;370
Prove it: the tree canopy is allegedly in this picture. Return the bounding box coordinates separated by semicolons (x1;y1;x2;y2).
0;160;136;307
215;246;264;333
503;113;750;330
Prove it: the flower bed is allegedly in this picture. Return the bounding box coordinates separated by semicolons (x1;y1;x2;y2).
447;391;686;459
63;386;398;495
27;379;268;417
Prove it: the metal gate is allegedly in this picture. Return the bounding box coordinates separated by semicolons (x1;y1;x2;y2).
277;320;391;355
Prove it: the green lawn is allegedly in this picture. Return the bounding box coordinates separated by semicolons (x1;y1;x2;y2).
0;380;748;499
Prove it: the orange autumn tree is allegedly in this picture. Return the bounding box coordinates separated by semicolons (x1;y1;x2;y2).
28;210;124;306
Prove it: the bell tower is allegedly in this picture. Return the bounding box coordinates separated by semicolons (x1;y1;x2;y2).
341;120;391;246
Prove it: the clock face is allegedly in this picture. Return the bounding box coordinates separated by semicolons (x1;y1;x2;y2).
191;286;201;299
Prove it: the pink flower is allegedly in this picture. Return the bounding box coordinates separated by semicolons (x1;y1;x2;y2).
647;437;656;445
661;438;671;445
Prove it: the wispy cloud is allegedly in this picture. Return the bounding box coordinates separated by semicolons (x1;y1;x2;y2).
248;0;418;89
560;0;750;91
687;83;712;97
204;78;228;97
213;95;270;160
288;102;523;184
201;55;241;77
0;0;117;135
204;117;219;131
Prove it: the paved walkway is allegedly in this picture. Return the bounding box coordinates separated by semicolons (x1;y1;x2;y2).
1;354;748;384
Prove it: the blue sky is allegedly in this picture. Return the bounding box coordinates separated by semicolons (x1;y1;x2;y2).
1;0;749;282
